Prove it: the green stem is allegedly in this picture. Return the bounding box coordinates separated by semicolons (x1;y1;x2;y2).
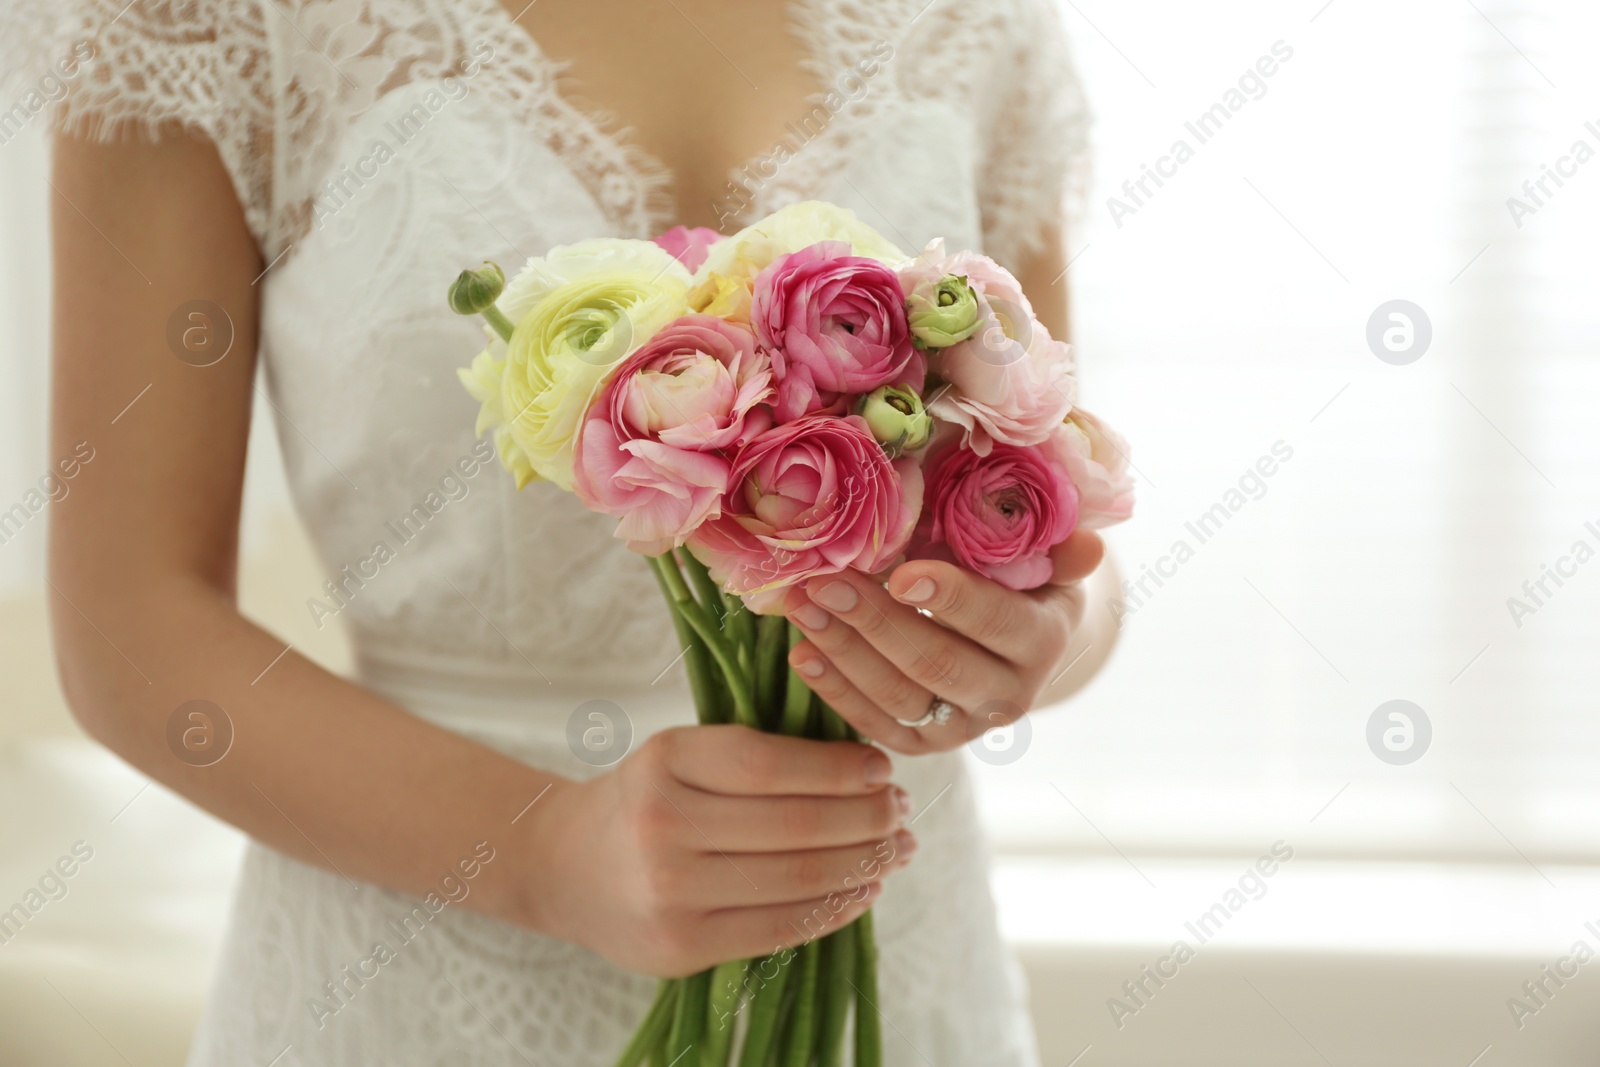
779;938;821;1067
754;615;788;729
649;555;724;724
736;952;792;1067
781;624;814;738
854;912;882;1067
816;926;856;1067
613;979;679;1067
482;305;516;342
652;554;755;726
703;959;746;1067
721;591;757;674
679;547;728;626
669;969;711;1067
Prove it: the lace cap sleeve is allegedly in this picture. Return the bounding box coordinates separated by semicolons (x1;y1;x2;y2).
979;0;1090;269
2;0;275;253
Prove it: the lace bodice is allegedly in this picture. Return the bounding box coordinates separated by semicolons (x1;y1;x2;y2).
8;0;1087;692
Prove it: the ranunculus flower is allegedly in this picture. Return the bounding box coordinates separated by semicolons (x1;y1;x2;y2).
572;315;774;554
457;240;691;490
752;241;925;421
857;384;931;456
687;414;923;610
905;274;980;349
902;239;1073;454
1059;407;1135;529
654;226;724;272
907;436;1079;590
697;200;906;281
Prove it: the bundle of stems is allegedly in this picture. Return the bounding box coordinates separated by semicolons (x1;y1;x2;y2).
611;549;882;1067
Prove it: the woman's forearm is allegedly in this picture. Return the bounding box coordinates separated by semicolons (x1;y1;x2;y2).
49;567;562;929
1039;551;1122;705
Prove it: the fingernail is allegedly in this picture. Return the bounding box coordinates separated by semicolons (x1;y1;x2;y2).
897;577;936;604
812;581;858;612
893;828;919;857
791;603;829;630
893;786;913;818
795;657;825;678
864;750;891;785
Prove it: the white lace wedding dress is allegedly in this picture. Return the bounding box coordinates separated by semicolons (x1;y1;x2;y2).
8;1;1087;1062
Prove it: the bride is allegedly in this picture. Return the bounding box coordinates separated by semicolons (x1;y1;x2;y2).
22;0;1117;1062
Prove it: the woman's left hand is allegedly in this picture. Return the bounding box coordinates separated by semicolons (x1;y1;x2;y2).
784;529;1106;754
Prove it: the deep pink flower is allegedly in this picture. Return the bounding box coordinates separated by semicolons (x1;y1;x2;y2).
907;433;1079;590
573;315;773;555
653;225;725;272
751;241;925;421
687;414;923;610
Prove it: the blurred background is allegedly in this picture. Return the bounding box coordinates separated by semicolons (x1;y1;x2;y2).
3;0;1599;1064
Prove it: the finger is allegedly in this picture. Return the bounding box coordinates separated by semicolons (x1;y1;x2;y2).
884;559;1058;664
685;783;911;852
788;640;936;755
800;572;1024;713
681;829;917;909
654;725;891;797
696;880;885;968
1048;529;1105;586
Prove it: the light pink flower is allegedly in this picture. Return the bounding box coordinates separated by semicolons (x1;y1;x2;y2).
751;241;925;421
573;315;773;555
687;414;923;610
907;436;1079;591
653;225;725;272
1058;408;1135;529
902;240;1074;454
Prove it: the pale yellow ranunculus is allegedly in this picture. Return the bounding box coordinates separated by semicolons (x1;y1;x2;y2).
694;201;907;301
456;239;691;490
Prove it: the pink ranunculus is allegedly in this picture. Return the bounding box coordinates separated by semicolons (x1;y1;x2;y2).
751;241;925;422
654;225;725;272
1058;407;1135;529
907;435;1079;591
573;315;774;555
902;239;1074;454
687;414;923;611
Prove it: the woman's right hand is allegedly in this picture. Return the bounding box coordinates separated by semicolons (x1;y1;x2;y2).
521;725;916;976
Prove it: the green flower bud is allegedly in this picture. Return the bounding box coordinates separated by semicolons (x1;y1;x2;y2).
448;262;515;341
907;274;980;349
858;385;932;457
448;262;506;315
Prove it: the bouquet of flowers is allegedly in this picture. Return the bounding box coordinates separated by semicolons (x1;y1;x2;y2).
448;201;1132;1066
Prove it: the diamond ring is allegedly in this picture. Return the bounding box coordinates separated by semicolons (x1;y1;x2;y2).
895;696;958;729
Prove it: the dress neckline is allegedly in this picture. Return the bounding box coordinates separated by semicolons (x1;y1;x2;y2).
474;0;849;234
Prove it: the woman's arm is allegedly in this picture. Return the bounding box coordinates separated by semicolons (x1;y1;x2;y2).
1012;221;1123;705
47;131;907;976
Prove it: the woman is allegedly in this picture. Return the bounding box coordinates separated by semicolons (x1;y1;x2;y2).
19;0;1112;1062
